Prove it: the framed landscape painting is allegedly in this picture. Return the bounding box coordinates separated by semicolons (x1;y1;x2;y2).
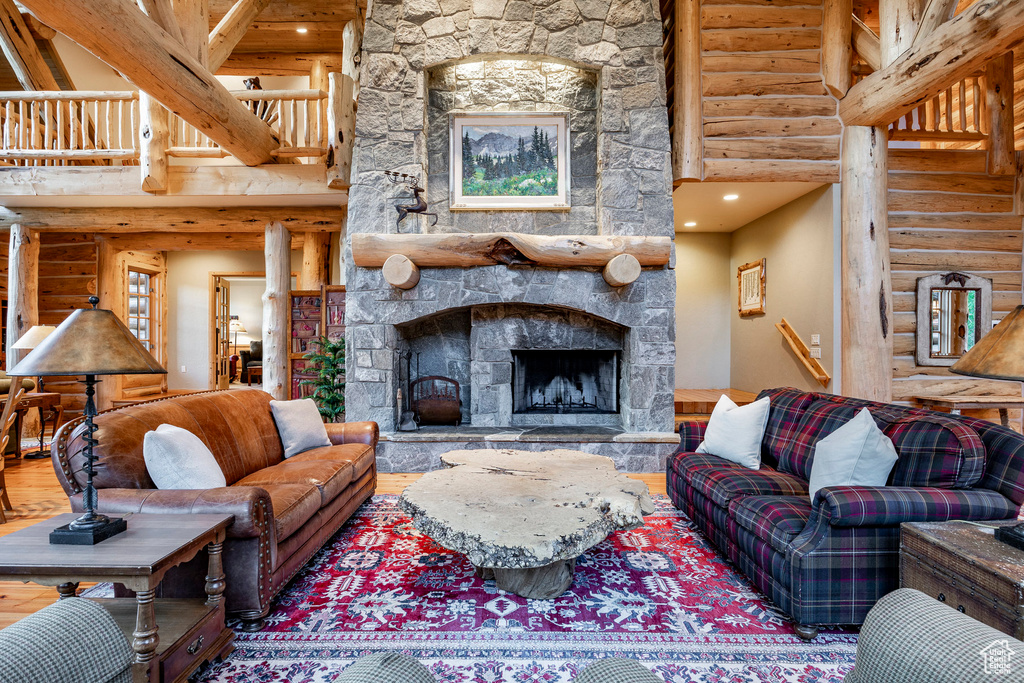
449;112;570;210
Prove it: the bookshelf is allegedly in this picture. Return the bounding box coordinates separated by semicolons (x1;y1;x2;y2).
287;285;345;402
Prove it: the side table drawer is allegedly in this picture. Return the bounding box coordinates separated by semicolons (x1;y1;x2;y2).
901;551;1024;639
160;602;232;683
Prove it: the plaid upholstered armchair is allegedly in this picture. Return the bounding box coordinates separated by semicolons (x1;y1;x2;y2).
668;387;1024;639
0;598;133;683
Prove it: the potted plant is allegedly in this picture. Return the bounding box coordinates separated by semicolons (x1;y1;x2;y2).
301;335;345;422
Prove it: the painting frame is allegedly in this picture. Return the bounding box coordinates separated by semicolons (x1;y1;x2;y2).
737;258;766;317
449;112;571;211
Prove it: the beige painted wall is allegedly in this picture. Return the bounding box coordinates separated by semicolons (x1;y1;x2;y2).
674;234;731;388
167;250;301;390
730;185;837;394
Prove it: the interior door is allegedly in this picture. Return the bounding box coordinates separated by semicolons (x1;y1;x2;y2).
213;277;231;390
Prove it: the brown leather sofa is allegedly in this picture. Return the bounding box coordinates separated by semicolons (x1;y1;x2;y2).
51;390;377;629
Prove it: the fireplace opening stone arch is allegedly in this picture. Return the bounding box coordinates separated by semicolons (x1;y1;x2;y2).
345;0;678;471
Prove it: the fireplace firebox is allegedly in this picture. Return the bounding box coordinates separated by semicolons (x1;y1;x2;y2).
512;350;619;414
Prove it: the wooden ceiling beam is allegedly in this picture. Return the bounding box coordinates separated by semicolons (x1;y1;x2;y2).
208;0;273;72
852;14;882;71
0;0;58;90
216;52;343;76
0;207;341;232
20;0;280;166
100;231;307;251
913;0;959;46
175;0;210;67
840;0;1024;126
136;0;184;43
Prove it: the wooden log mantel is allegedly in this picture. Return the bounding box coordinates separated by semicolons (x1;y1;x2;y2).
351;233;673;269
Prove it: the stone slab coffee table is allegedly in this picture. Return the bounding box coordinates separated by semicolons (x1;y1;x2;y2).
398;448;654;599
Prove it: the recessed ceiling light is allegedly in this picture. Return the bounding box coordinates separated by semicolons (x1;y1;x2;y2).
723;194;739;201
684;221;697;227
296;27;308;33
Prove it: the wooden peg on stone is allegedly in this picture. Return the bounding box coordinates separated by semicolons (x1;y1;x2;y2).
382;254;420;290
602;253;641;287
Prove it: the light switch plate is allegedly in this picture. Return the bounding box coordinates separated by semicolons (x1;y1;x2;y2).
809;347;821;359
810;334;820;346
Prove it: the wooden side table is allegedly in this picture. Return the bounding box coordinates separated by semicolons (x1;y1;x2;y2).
0;513;235;683
247;366;262;386
0;391;63;459
901;520;1024;639
913;395;1024;428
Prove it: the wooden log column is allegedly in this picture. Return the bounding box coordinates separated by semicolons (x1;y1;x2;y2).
841;126;893;401
822;0;853;97
300;232;330;290
6;225;38;369
986;52;1015;176
673;0;701;182
263;222;290;400
880;0;924;68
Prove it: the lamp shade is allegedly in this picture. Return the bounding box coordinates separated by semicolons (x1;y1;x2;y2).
11;325;56;350
950;305;1024;381
8;299;166;377
229;319;247;334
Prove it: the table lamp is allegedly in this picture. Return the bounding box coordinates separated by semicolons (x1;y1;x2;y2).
229;317;247;349
11;325;57;460
8;297;166;545
951;305;1024;550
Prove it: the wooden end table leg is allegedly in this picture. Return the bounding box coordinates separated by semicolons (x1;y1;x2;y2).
1000;408;1010;428
57;582;79;599
132;588;159;665
205;541;226;607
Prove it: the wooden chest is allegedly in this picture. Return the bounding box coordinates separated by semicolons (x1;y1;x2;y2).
901;521;1024;639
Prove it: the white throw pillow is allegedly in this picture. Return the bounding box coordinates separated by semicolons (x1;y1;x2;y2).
270;398;332;458
143;424;226;489
695;395;771;469
808;407;898;502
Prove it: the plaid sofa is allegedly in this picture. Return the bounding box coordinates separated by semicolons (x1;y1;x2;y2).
667;387;1024;637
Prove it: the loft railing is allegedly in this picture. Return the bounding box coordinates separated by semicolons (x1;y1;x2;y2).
168;89;329;160
888;73;987;143
0;91;138;165
0;88;329;165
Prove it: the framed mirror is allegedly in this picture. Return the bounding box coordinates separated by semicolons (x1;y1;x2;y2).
916;272;993;367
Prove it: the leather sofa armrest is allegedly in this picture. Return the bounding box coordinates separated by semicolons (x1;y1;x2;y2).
76;486;272;539
325;421;379;450
815;486;1018;527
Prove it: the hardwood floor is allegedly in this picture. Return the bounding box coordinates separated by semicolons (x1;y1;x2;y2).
0;455;667;629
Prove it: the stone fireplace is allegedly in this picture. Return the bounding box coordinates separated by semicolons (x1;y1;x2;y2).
345;0;678;472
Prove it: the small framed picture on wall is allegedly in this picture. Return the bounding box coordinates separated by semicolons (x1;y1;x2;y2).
738;258;766;317
449;112;571;210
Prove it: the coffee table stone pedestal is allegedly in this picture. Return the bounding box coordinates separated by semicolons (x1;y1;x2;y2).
398;449;654;599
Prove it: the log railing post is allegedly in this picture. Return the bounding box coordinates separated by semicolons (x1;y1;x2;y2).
986;51;1015;176
673;0;701;182
139;94;169;193
841;126;892;401
327;72;355;190
822;0;853;97
6;224;38;369
263;221;290;400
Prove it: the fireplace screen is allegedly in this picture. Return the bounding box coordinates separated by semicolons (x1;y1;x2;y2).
512;350;619;414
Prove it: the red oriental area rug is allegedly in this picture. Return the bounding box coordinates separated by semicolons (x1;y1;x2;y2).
201;494;857;682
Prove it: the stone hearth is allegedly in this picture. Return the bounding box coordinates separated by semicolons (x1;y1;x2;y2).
345;0;677;471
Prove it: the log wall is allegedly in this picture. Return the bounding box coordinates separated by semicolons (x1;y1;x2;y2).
700;0;841;182
888;148;1024;426
37;232;97;417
